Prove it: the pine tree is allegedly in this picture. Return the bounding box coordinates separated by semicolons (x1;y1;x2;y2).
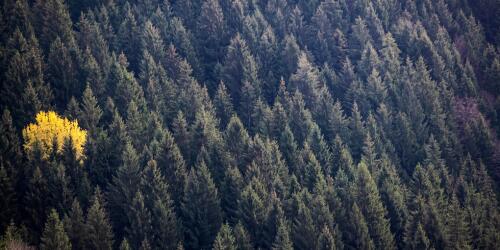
280;35;301;77
272;217;293;250
40;209;71;250
127;191;152;248
213;223;237;250
109;55;147;114
289;51;322;110
47;37;79;106
445;195;471;250
197;0;225;84
79;85;102;133
2;31;52;125
116;4;141;72
346;203;375;250
0;165;16;231
108;142;142;237
214;82;235;128
318;224;342;250
86;188;114;250
0;109;22;192
155;129;187;207
182;161;223;250
407;222;432;250
355;162;396;250
349;102;365;160
221;165;243;224
119;238;131;250
238;177;271;248
63;199;85;250
222;34;260;106
141;160;180;249
224;115;251;171
24;164;49;241
233;222;253;250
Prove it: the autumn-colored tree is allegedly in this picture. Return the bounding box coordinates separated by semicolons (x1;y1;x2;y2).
23;111;87;160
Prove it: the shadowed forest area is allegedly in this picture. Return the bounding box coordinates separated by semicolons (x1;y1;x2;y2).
1;0;500;249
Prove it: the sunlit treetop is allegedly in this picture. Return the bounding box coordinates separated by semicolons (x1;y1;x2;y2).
23;111;87;160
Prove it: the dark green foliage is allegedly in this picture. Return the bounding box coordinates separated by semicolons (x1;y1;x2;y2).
107;142;142;237
1;0;500;248
182;161;222;250
233;222;253;250
85;188;114;250
40;209;71;250
213;223;237;250
63;199;85;250
272;218;293;250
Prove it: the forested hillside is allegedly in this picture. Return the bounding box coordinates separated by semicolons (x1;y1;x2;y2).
1;0;500;249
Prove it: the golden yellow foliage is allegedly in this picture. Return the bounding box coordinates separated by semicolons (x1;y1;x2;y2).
23;111;87;160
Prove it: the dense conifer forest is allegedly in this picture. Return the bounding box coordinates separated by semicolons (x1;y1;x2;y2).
1;0;500;249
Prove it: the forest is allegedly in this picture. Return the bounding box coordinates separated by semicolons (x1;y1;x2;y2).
1;0;500;249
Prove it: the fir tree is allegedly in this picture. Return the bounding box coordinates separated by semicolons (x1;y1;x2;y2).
182;161;223;250
85;188;114;250
355;162;396;250
213;223;237;250
40;209;71;250
272;217;293;250
233;222;253;250
63;199;85;250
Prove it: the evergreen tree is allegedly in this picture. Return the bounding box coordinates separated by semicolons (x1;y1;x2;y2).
272;217;293;250
222;34;261;106
289;51;322;110
355;162;396;250
86;188;114;250
346;203;375;250
154;129;187;207
182;161;223;250
213;223;237;250
79;84;102;133
224;115;251;171
214;82;235;128
127;191;152;249
108;142;142;237
24;165;49;241
40;209;71;250
141;160;180;249
119;238;131;250
232;222;252;250
63;199;85;250
2;30;52;125
238;177;271;248
32;0;75;49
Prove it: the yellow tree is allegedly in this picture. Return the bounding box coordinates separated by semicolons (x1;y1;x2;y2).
23;111;87;160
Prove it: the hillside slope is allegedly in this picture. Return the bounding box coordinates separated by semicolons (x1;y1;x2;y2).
1;0;500;249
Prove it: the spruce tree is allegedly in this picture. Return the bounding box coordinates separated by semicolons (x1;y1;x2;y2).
85;188;114;250
155;129;187;207
213;223;237;250
127;191;152;249
355;162;396;250
222;34;261;106
272;217;293;250
214;82;235;128
40;209;71;250
108;142;142;237
182;161;223;250
79;84;102;133
233;222;253;250
224;115;251;171
0;165;16;231
63;199;85;250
